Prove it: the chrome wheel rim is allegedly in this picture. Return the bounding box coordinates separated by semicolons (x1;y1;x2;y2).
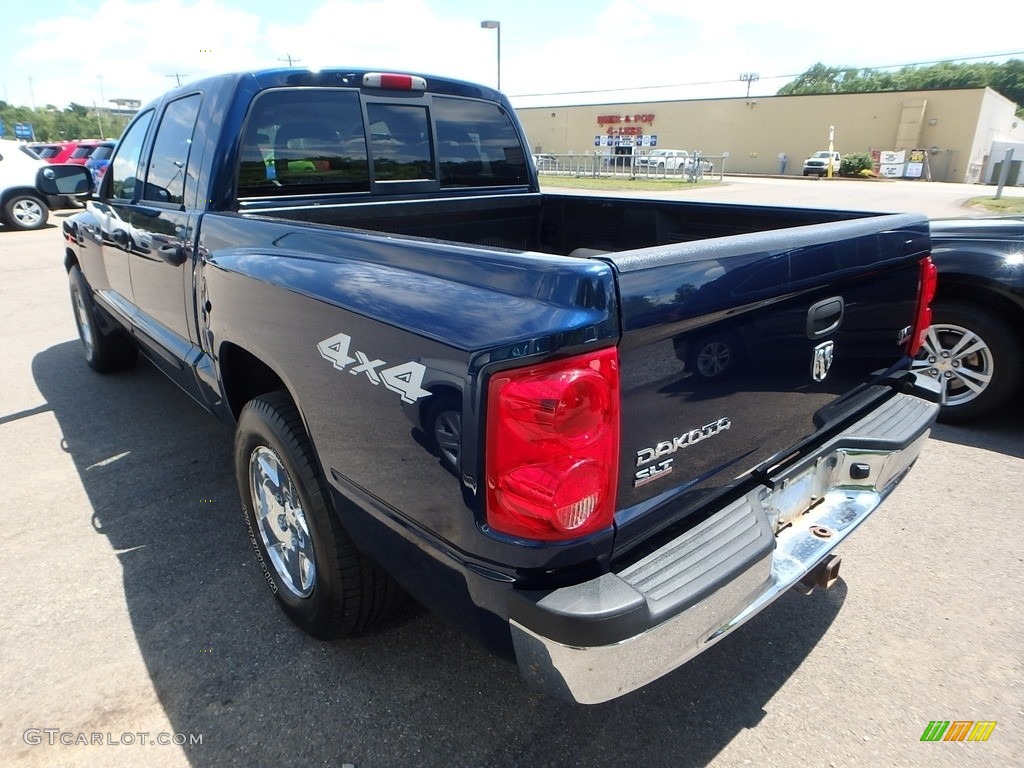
912;323;994;407
71;283;94;355
249;446;315;598
12;198;44;227
696;341;731;378
433;409;461;470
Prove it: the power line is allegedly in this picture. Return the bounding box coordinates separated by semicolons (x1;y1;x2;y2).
510;50;1024;99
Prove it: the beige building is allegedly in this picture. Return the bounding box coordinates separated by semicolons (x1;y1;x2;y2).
516;87;1024;184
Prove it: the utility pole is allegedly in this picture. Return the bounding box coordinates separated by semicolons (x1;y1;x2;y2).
739;72;759;100
166;73;189;86
278;54;302;67
28;76;36;111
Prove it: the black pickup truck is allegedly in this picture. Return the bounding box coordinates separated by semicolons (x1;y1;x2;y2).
38;67;939;703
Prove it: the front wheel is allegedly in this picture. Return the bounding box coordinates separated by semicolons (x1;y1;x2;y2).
3;194;49;231
68;265;137;372
235;392;401;638
911;301;1023;423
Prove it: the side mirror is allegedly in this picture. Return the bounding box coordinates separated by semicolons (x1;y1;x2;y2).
36;164;93;199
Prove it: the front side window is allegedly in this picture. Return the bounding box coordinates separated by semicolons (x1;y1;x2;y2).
144;94;201;206
108;110;154;200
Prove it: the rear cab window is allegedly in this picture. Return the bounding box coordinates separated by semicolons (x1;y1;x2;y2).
236;86;529;200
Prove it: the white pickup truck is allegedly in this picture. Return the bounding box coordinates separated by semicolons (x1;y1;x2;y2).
635;148;696;173
803;150;842;177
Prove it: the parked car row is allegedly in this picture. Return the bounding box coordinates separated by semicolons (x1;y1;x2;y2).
27;139;116;190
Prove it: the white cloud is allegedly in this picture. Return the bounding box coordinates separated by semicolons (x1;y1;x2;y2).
6;0;1023;112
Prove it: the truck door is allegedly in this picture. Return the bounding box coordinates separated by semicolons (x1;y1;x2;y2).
90;111;154;314
126;93;202;388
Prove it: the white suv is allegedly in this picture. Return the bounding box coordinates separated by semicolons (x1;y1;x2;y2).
0;139;52;230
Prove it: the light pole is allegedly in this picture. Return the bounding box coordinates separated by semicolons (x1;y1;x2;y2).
480;20;501;91
97;75;107;137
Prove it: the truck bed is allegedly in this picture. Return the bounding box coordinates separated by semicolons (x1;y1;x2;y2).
237;191;880;256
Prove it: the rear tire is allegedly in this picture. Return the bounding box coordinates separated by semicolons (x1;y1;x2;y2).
68;265;138;373
235;392;401;638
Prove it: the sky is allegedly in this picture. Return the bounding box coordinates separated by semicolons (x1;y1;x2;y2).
2;0;1023;113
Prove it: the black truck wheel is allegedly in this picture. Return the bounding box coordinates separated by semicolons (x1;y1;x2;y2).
913;300;1023;423
68;265;138;373
235;392;400;638
2;193;49;231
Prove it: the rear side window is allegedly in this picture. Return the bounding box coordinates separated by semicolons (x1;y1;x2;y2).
433;97;528;187
238;89;369;196
70;146;95;159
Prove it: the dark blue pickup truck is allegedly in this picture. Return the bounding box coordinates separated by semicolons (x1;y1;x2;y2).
38;67;940;703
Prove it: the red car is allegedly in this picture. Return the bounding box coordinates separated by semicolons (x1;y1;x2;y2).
65;140;104;165
30;141;101;165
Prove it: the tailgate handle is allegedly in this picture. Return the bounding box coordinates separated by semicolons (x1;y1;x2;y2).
807;297;844;338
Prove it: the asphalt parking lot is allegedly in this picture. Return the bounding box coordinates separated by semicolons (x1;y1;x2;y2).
2;179;1023;768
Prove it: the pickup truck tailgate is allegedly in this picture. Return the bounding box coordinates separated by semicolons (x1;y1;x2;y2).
603;213;930;556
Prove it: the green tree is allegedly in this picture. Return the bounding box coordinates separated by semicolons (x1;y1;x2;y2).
0;99;131;142
779;59;1024;116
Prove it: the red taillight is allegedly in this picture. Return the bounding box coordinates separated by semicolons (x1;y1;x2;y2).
909;256;938;355
362;72;427;91
486;348;620;541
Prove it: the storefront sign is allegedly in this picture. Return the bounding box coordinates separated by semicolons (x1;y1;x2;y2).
597;113;656;125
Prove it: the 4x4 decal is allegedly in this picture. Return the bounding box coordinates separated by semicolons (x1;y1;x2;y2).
317;332;431;404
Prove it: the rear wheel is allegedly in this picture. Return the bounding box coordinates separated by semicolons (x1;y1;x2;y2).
3;193;49;231
68;265;137;372
235;392;401;638
912;300;1023;423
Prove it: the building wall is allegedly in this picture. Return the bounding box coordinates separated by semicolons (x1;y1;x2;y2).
515;88;1020;183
